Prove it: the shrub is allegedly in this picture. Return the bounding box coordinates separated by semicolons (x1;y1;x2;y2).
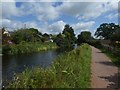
2;45;11;54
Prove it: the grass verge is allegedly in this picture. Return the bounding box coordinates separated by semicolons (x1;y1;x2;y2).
7;44;92;88
100;47;120;67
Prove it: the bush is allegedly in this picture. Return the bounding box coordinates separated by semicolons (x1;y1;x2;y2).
88;40;102;48
2;45;11;54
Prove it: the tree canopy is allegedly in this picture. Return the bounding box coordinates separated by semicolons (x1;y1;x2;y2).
77;31;91;44
54;24;76;48
11;28;42;44
94;23;120;40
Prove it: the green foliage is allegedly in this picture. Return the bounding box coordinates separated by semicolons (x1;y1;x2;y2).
77;31;91;44
11;28;42;44
94;23;120;67
2;44;11;54
8;44;91;88
88;39;102;48
94;23;120;40
111;28;120;41
2;42;57;55
54;24;77;48
99;46;120;67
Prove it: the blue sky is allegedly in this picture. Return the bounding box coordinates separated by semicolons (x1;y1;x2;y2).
1;1;119;36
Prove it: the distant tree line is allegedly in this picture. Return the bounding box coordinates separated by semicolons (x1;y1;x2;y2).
1;22;120;49
2;28;52;44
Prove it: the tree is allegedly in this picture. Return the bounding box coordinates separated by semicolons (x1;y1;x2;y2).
54;33;65;47
62;24;76;45
94;23;119;39
54;24;76;48
11;28;42;44
111;27;120;41
77;31;91;44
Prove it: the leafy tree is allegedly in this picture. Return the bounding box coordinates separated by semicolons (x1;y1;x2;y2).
77;31;91;44
63;24;76;44
54;33;65;47
11;28;42;44
54;24;76;48
94;23;119;39
111;27;120;41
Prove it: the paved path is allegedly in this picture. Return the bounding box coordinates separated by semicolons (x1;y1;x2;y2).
91;46;119;89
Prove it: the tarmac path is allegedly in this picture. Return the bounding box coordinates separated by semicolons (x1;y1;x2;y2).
91;46;119;89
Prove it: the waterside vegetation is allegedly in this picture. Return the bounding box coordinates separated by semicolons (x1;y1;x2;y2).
2;42;57;55
8;44;91;88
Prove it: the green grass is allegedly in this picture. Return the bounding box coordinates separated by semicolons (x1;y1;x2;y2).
2;42;58;55
100;47;120;67
8;44;92;88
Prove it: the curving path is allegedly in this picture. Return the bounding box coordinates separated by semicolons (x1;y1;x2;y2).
91;46;119;89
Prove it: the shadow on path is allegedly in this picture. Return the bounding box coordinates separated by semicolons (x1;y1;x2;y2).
95;61;120;89
96;51;106;53
95;61;115;67
99;72;120;89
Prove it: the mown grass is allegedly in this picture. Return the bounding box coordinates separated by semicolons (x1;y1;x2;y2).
8;44;92;88
2;42;58;55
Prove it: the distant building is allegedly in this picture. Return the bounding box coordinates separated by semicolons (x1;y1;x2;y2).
1;28;12;44
3;30;11;37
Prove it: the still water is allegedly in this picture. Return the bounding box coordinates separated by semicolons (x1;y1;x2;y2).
2;49;63;86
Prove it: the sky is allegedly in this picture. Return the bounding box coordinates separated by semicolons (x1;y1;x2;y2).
0;0;119;36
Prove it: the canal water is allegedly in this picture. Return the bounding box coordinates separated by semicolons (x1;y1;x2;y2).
2;44;78;87
2;49;63;86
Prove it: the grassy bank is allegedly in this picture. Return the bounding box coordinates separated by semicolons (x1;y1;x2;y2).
2;42;58;55
8;44;91;88
100;47;120;67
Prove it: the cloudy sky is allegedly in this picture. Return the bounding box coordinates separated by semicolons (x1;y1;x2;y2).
1;0;119;36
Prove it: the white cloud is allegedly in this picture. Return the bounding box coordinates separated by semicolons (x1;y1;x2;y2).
0;19;23;30
20;2;59;21
71;21;95;35
1;18;95;36
2;1;118;21
1;1;118;35
72;21;95;30
38;20;95;35
2;1;23;18
57;2;118;20
2;2;59;21
48;20;66;34
0;19;39;31
0;18;66;34
37;20;66;34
